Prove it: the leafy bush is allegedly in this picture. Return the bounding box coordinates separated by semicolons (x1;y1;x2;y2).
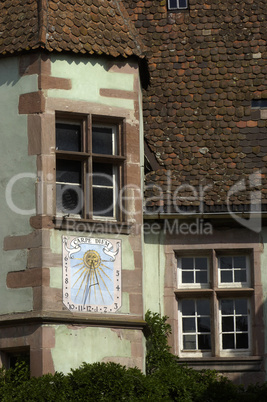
0;311;267;401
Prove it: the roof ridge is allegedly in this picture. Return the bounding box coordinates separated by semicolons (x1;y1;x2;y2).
113;0;146;57
38;0;48;47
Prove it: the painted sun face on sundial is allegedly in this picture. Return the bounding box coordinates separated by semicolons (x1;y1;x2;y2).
72;249;113;305
63;237;122;313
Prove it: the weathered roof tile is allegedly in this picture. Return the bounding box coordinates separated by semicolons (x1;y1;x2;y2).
0;0;146;58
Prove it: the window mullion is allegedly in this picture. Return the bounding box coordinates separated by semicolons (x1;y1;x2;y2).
213;291;220;357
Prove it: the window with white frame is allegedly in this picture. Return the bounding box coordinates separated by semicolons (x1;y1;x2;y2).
168;0;188;10
55;115;125;221
177;256;209;288
176;251;253;357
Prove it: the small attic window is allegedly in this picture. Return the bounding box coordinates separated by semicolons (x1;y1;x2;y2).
168;0;188;10
251;99;267;108
251;99;267;119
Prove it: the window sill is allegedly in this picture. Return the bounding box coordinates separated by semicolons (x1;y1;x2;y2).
54;217;133;235
177;356;263;372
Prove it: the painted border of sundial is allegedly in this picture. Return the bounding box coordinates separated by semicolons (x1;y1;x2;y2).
62;236;122;313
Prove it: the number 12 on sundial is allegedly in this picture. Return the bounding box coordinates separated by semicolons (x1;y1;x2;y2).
62;236;122;313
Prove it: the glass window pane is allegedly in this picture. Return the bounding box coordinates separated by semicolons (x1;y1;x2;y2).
93;163;113;186
93;187;114;217
181;257;194;269
92;126;114;155
235;299;247;315
182;300;195;315
56;184;82;214
222;334;234;349
234;256;246;268
221;270;233;283
221;300;234;315
56;123;81;152
169;0;178;9
182;271;194;283
197;317;210;333
198;334;211;350
183;335;196;350
197;300;210;315
196;271;207;283
236;334;248;349
179;0;187;8
236;316;248;332
56;160;81;184
195;257;207;270
220;257;232;269
222;317;234;332
183;317;195;333
234;270;247;283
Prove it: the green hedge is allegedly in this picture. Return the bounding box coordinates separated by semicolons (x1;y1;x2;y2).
0;311;266;401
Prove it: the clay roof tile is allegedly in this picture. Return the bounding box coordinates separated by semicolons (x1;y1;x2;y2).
0;0;146;58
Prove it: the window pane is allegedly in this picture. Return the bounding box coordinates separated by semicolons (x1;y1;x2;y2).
236;316;248;332
236;334;248;349
183;317;195;333
197;300;210;315
179;0;187;8
221;300;234;315
183;335;196;350
181;257;193;269
56;160;81;184
93;187;114;217
222;316;234;332
93;163;113;186
56;184;82;214
195;257;207;270
56;123;81;152
182;271;194;283
222;334;234;349
198;334;211;350
197;317;210;332
182;300;195;315
234;256;246;268
196;271;207;283
234;270;247;283
235;299;247;315
221;270;233;283
220;257;232;269
92;126;114;155
169;0;178;9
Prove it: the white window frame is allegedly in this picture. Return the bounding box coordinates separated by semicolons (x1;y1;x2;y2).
168;0;188;11
219;298;251;357
176;250;253;358
218;255;250;288
178;298;212;358
177;256;210;289
92;124;118;221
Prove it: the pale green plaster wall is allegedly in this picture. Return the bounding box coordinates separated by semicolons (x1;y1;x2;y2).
143;232;165;315
261;227;267;375
49;55;134;110
51;325;132;374
0;57;38;314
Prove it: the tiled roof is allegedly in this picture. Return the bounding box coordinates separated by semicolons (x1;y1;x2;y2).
125;0;267;210
0;0;145;58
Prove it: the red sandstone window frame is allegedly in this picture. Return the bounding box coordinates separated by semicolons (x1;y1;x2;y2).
175;250;254;358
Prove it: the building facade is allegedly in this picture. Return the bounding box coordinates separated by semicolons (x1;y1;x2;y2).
0;0;267;385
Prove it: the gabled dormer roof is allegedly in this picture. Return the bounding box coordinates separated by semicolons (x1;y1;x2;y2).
0;0;145;58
